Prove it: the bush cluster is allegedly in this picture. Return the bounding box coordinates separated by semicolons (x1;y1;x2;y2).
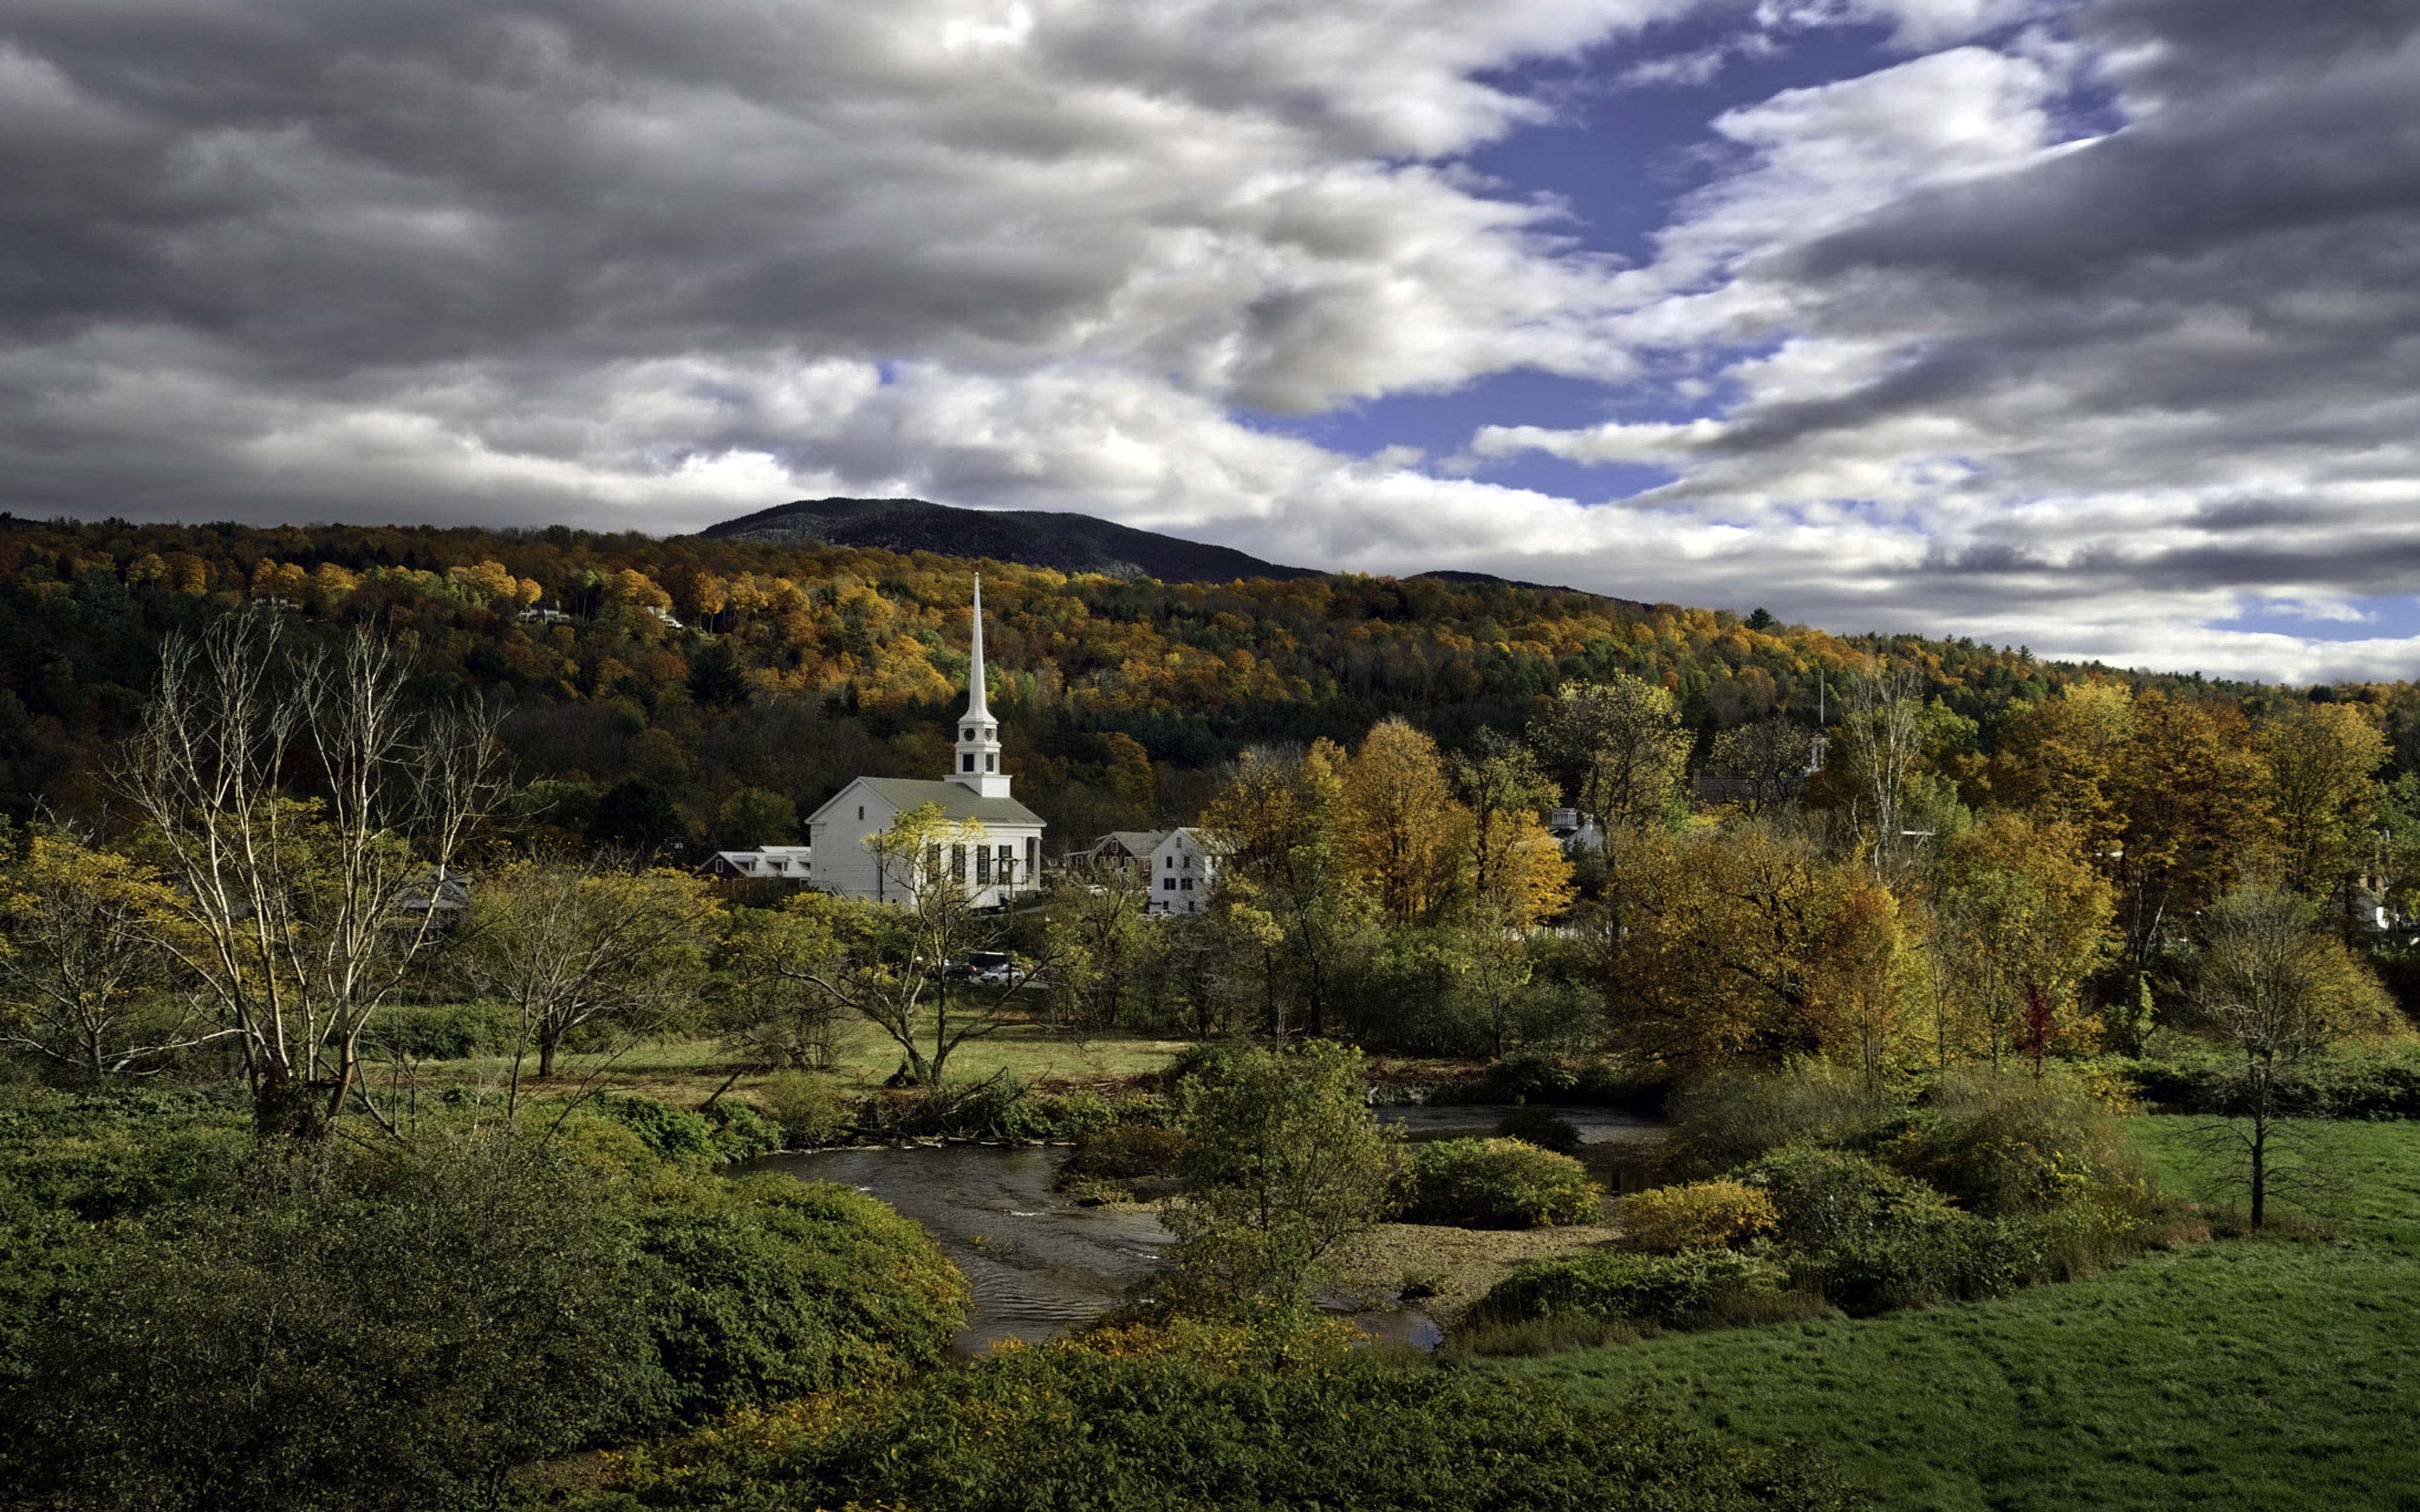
1616;1179;1778;1253
355;1002;525;1061
862;1076;1117;1143
750;1071;861;1148
1059;1121;1188;1184
604;1094;783;1168
0;1088;969;1512
1473;1247;1791;1331
1494;1104;1584;1153
2103;1048;2420;1120
570;1321;1865;1512
1400;1137;1601;1228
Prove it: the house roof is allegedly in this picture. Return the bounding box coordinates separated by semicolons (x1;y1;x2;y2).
1156;825;1233;856
1092;830;1168;856
810;776;1044;828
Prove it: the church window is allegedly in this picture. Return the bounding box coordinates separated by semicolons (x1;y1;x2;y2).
986;753;996;772
962;753;975;772
1026;837;1038;878
964;726;974;741
950;844;966;880
976;849;991;883
926;844;942;880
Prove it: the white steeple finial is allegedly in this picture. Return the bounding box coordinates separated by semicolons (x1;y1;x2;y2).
964;573;990;720
948;574;1011;796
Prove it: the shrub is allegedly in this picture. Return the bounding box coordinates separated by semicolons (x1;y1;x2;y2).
1618;1179;1779;1253
6;1142;666;1512
866;1076;1117;1143
1060;1121;1188;1184
583;1322;1865;1512
604;1095;778;1168
1883;1066;2136;1217
752;1071;860;1148
1494;1104;1583;1154
1665;1062;1909;1176
634;1174;969;1423
1736;1145;1950;1250
355;1002;523;1061
605;1095;723;1168
1161;1042;1403;1313
1401;1137;1601;1228
697;1099;783;1164
1472;1246;1791;1330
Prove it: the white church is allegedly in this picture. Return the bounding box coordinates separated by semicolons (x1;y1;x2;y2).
805;577;1047;908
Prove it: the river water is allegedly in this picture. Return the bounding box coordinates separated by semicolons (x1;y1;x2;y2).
751;1104;1662;1355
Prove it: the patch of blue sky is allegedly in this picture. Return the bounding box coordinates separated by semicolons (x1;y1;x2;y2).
2215;596;2420;643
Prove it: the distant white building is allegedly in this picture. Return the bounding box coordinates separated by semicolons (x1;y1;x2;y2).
1085;830;1168;885
696;845;814;890
1545;808;1605;852
1145;827;1226;915
805;576;1047;908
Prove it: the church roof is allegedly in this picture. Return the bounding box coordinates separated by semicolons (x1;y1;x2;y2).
815;776;1044;828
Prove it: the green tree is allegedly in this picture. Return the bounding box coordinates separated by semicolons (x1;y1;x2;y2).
1529;674;1691;833
756;805;1049;1085
2187;885;2397;1227
454;857;722;1085
710;786;799;849
1161;1041;1404;1314
0;830;210;1078
592;776;694;856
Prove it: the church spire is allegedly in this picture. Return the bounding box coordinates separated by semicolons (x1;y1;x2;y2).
948;575;1011;796
964;573;990;721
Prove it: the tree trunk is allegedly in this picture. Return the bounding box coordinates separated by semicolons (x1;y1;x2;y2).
538;1029;560;1080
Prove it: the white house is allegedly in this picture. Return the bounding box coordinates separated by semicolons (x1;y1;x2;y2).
1085;830;1167;885
805;576;1047;909
1144;827;1225;914
696;845;815;891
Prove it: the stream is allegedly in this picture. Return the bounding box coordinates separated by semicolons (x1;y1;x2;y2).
748;1104;1663;1356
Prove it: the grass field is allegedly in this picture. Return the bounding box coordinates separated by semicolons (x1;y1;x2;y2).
369;1016;1190;1108
1477;1117;2420;1512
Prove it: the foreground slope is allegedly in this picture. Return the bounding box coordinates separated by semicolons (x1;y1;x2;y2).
1484;1118;2420;1512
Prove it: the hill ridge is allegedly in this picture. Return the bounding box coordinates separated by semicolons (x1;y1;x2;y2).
698;497;1318;585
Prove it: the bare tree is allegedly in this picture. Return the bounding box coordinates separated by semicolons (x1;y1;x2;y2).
0;828;222;1077
454;856;720;1101
1841;659;1924;881
2187;884;2395;1226
115;612;507;1135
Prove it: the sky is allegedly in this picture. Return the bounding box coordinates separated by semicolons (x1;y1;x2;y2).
3;0;2418;684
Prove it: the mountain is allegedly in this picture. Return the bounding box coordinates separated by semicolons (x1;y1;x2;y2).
698;497;1318;583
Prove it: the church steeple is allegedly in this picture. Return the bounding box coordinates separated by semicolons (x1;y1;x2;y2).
949;575;1011;797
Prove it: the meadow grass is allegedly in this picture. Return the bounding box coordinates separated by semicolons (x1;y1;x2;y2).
1474;1116;2420;1511
367;1015;1188;1108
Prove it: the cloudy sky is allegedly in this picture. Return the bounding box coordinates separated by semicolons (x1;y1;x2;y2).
4;1;2418;682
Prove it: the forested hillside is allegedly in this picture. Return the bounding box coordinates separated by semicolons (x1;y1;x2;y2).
4;513;2413;849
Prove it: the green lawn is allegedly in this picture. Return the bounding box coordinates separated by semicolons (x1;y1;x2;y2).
1479;1117;2420;1512
375;1017;1188;1107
